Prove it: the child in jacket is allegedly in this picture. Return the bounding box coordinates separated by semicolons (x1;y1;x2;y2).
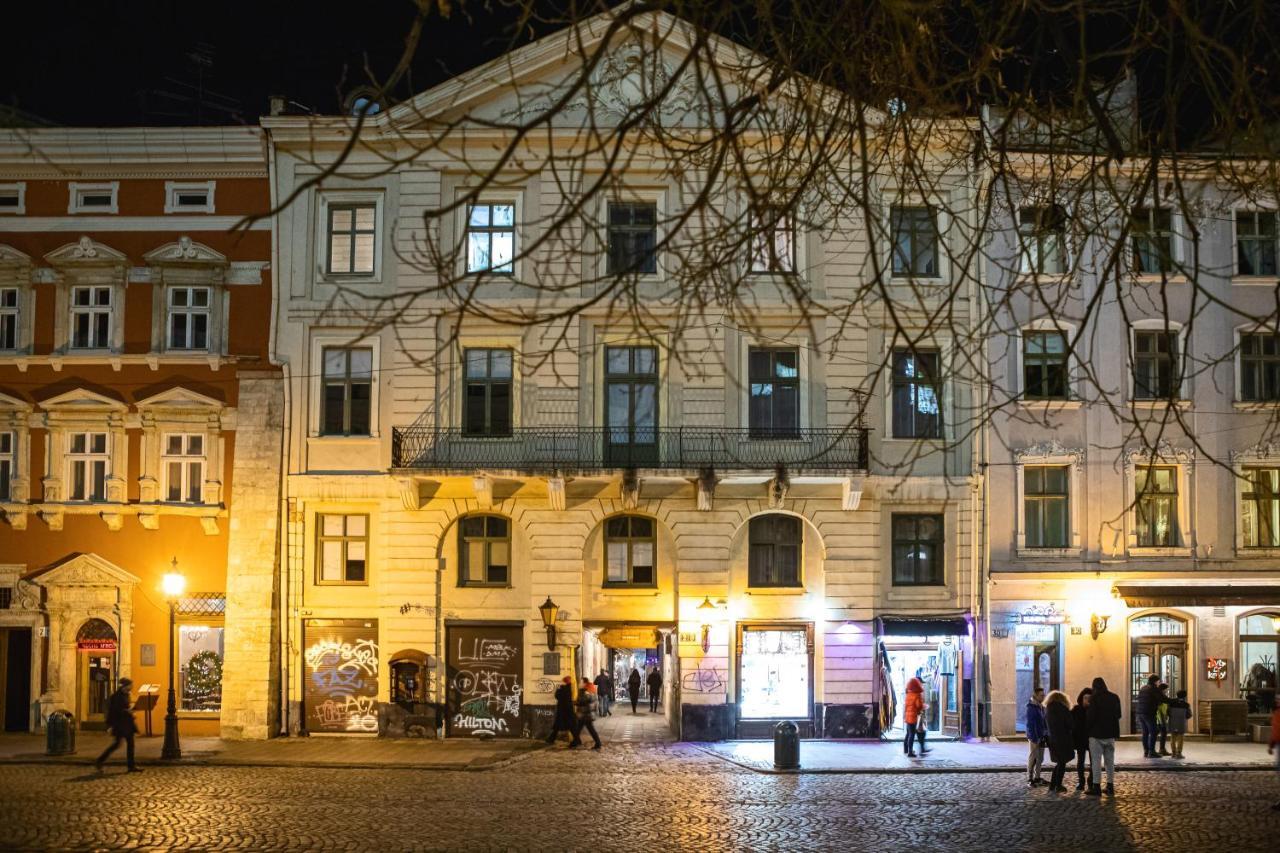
1166;689;1191;758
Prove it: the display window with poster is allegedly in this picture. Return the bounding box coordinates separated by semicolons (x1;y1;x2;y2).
735;623;813;737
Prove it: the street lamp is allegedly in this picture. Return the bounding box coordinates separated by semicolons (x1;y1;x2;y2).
538;596;559;650
161;559;185;760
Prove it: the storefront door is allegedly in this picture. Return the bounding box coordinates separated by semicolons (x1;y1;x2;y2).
882;636;962;737
1128;613;1188;733
1015;624;1059;732
445;623;523;738
735;623;813;737
75;618;118;730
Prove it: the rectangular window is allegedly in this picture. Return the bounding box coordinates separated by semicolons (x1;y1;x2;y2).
747;514;803;588
165;181;215;214
1237;211;1278;276
162;433;205;504
167;287;211;351
70;286;112;349
748;347;800;437
177;624;224;712
1131;207;1175;274
465;203;515;274
1024;466;1069;548
0;287;17;350
67;432;108;502
0;431;12;502
327;204;376;275
68;182;118;214
891;347;942;438
463;348;513;436
0;183;24;214
607;202;657;274
750;207;795;273
317;514;368;584
892;513;944;585
1242;467;1280;548
1135;465;1179;547
321;347;373;436
890;206;939;277
1240;332;1280;402
1018;205;1067;275
1133;330;1179;399
459;515;511;586
1022;330;1068;400
604;515;656;586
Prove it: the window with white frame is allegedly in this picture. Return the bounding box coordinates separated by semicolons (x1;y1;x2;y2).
321;347;373;436
326;204;376;275
0;431;13;502
749;207;796;273
164;181;215;214
1240;332;1280;402
1023;466;1070;548
465;203;515;274
0;183;24;215
1133;329;1180;399
67;432;109;501
162;433;205;503
70;286;112;349
1130;207;1176;274
1241;467;1280;548
1135;465;1180;547
1236;211;1278;276
0;288;17;350
891;347;943;438
1022;330;1069;400
890;206;939;277
68;182;118;214
1018;205;1067;275
167;287;211;350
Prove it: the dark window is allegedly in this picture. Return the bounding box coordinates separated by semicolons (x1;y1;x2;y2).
891;347;942;438
70;285;111;349
1135;466;1179;547
748;347;800;437
1242;468;1280;548
327;204;376;275
1133;330;1179;399
167;286;210;351
1241;333;1280;402
1018;205;1067;275
749;207;795;273
1024;466;1069;548
748;514;802;587
321;347;373;436
1237;211;1278;276
1022;330;1068;399
604;345;658;464
890;206;939;277
459;515;511;586
604;515;656;586
607;202;657;274
0;431;12;502
317;514;368;583
1131;207;1175;274
463;348;513;435
892;514;944;585
0;287;16;350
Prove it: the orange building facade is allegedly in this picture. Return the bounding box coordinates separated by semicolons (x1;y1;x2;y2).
0;129;281;738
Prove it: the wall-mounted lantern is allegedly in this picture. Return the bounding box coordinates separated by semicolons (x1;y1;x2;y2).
1090;613;1110;640
538;596;559;650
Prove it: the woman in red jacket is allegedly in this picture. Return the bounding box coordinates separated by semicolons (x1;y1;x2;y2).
1269;705;1280;811
902;673;929;757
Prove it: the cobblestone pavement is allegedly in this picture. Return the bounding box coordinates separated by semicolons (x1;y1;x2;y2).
2;743;1278;851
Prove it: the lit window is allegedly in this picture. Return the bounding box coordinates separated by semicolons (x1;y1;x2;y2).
1242;468;1280;548
748;514;802;587
459;515;510;586
1237;211;1278;276
892;513;944;585
465;204;515;273
67;432;109;502
321;347;373;436
604;515;655;586
750;207;795;273
891;347;942;438
0;287;17;350
317;514;368;584
167;287;211;351
70;286;112;349
177;623;224;712
1131;207;1175;274
890;206;939;277
1135;465;1179;547
162;433;205;504
327;204;376;275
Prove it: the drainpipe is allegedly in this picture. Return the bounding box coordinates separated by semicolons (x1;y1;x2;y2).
435;555;445;735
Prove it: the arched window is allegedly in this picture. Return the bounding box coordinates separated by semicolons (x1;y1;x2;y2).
458;515;509;587
748;514;802;588
1127;614;1187;638
604;515;655;587
1240;612;1279;715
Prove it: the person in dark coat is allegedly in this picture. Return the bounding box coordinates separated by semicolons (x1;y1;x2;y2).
646;666;663;713
1085;676;1122;796
1135;673;1160;758
1043;690;1074;793
95;677;141;773
1070;687;1094;791
593;669;614;717
570;677;602;749
627;668;642;714
545;676;576;744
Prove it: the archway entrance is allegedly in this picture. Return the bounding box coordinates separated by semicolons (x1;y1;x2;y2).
1129;613;1187;733
583;624;677;742
76;618;118;730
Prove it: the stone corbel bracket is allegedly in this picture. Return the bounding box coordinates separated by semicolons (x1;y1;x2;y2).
547;475;566;511
841;474;865;511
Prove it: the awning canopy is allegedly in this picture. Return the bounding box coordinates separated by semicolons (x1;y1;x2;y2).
1114;581;1280;608
879;616;969;637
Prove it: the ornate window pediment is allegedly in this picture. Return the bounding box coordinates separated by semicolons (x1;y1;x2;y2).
144;236;227;267
1014;439;1085;470
43;237;128;268
38;388;128;412
29;552;140;589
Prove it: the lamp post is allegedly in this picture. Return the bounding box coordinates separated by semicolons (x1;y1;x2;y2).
161;560;185;760
538;596;559;650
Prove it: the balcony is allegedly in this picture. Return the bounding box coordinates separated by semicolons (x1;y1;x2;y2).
390;426;870;474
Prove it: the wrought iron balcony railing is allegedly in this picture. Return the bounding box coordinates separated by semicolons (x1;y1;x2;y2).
391;426;869;473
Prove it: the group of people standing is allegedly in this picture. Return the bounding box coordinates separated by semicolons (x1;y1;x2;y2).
545;664;666;750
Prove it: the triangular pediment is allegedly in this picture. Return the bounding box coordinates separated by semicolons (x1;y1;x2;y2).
0;244;33;266
136;386;224;410
144;236;227;266
0;390;31;411
38;387;128;411
44;236;128;266
28;553;141;588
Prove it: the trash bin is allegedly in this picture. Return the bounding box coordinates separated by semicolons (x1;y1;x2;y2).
46;710;76;756
773;720;799;769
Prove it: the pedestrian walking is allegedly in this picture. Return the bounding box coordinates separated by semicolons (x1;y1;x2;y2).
902;673;928;757
646;666;663;713
1269;702;1280;810
1166;688;1191;759
545;676;576;744
1154;682;1171;756
95;677;141;773
593;669;614;717
1025;686;1048;786
1043;690;1073;793
570;677;602;750
1135;673;1160;757
627;668;642;714
1070;687;1094;791
1086;676;1122;796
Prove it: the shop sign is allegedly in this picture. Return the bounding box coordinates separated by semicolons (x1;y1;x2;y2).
77;638;117;652
1015;604;1068;625
1206;657;1228;681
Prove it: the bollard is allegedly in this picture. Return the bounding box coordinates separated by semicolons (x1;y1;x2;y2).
773;719;800;769
46;710;76;756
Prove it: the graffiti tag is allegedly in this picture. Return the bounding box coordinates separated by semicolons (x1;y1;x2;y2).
681;665;725;693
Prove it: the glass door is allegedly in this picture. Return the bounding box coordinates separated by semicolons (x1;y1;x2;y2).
604;346;658;466
78;654;113;729
1014;623;1058;731
1130;641;1186;732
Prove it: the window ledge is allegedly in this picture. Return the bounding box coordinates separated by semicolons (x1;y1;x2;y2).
1130;399;1192;410
1015;547;1084;559
882;437;947;444
1127;547;1190;558
886;587;948;600
1014;273;1072;285
1134;274;1188;284
1236;547;1280;558
317;273;383;286
745;587;806;596
1017;399;1083;411
1233;400;1280;411
309;434;381;442
1231;276;1280;287
599;586;661;596
458;583;512;591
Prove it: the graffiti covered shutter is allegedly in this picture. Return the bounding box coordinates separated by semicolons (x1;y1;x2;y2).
446;624;523;738
303;619;380;734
